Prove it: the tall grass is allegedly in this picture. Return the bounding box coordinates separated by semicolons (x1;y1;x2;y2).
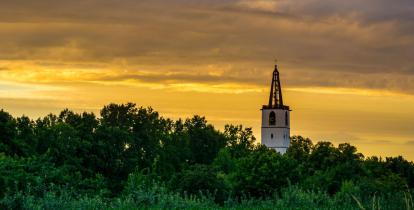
351;187;414;210
0;176;414;210
1;181;413;210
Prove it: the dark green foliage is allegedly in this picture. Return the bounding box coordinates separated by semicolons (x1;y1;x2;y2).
232;145;299;197
223;125;255;158
1;103;414;209
286;136;313;162
0;110;19;156
184;116;227;165
170;164;228;203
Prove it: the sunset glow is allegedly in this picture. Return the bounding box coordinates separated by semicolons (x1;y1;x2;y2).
1;0;414;160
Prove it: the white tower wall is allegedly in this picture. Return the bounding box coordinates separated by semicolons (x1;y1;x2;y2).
261;109;290;154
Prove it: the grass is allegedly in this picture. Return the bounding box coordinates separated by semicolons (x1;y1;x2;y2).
2;184;413;210
351;187;413;210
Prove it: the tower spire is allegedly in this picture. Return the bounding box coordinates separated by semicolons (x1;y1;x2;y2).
267;64;284;108
261;63;291;154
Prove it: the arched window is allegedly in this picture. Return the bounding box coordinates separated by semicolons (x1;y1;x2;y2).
269;111;276;125
271;133;274;139
285;111;288;126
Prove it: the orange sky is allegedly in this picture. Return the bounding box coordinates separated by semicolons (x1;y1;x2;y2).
1;0;414;160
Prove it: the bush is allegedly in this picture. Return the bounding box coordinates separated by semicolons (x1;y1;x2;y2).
169;164;228;204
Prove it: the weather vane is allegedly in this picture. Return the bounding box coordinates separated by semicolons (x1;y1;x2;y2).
274;58;278;66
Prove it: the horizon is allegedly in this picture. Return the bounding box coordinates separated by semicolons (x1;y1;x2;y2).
2;97;413;161
1;0;414;160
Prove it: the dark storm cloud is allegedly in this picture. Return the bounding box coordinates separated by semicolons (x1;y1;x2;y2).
1;0;414;93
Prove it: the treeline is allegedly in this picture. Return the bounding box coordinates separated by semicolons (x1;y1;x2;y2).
0;103;413;209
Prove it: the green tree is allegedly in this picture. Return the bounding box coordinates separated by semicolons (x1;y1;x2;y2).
184;116;226;165
0;110;21;156
128;107;169;171
34;113;58;154
16;116;36;156
152;119;192;180
232;145;299;197
309;141;340;171
223;125;255;158
286;136;313;162
384;156;414;187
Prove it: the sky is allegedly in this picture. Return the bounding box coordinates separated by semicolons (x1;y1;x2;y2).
1;0;414;160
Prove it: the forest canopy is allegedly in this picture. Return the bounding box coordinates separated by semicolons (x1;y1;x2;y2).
0;103;413;209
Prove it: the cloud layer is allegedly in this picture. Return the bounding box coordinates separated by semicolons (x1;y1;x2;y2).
0;0;413;95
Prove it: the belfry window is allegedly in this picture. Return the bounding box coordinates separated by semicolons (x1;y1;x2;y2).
285;111;288;126
269;111;276;125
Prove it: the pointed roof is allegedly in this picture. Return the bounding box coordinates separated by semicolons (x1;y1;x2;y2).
263;65;290;110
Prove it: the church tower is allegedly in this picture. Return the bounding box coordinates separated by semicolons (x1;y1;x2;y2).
261;64;291;154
